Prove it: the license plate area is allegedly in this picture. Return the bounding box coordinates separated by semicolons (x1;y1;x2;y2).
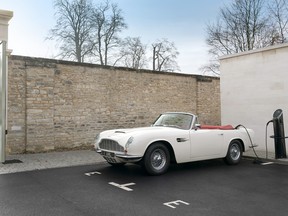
101;151;115;157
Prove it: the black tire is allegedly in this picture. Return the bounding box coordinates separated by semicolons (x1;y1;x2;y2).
143;143;170;175
224;140;243;165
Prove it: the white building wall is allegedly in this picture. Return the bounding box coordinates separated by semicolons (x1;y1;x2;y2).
220;43;288;156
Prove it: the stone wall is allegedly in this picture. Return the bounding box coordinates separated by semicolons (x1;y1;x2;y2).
7;55;220;154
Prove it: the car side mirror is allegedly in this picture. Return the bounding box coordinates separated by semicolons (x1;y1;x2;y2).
193;123;201;130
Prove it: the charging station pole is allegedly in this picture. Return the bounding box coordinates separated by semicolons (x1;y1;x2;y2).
272;109;287;159
0;10;13;163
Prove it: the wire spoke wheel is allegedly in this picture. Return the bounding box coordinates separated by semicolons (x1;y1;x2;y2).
229;143;241;161
143;143;170;175
151;149;167;170
225;140;243;165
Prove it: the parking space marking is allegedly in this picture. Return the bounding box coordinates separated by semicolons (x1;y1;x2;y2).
84;171;101;176
260;162;274;165
163;200;190;209
109;182;136;191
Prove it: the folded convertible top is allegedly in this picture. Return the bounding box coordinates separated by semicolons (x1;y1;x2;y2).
199;125;234;130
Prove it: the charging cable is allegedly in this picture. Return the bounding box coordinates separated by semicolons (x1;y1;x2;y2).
235;124;263;163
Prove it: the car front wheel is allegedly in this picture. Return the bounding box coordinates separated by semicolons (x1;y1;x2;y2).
143;143;170;175
225;140;243;165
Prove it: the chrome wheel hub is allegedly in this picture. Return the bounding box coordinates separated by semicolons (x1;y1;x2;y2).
151;149;166;170
230;144;240;160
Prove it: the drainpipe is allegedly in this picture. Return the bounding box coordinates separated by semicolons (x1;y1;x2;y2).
0;9;13;163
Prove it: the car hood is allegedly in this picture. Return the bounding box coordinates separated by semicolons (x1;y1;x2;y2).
100;126;182;140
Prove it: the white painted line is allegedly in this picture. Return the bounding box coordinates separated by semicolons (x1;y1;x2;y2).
109;182;136;192
261;162;274;166
84;171;101;176
163;200;190;209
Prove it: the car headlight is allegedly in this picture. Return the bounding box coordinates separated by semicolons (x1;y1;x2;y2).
125;136;134;149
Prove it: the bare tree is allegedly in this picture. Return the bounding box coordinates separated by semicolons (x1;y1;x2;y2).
199;61;220;76
115;37;147;69
91;0;127;66
202;0;288;75
152;38;180;72
206;0;269;57
48;0;94;62
268;0;288;44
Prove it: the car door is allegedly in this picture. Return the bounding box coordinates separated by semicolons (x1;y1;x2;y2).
189;129;225;160
170;129;191;163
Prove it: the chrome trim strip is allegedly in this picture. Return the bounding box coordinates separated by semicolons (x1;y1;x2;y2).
97;149;142;161
116;154;142;160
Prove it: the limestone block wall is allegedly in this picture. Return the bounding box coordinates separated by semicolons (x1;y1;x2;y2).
7;55;220;154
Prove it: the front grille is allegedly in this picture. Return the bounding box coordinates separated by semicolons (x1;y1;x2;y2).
99;139;124;152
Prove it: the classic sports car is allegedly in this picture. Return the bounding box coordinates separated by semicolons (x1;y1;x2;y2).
94;112;255;175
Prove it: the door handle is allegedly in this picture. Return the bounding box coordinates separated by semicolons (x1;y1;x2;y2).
177;138;189;142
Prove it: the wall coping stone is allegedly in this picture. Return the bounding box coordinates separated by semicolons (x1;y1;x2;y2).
10;55;220;80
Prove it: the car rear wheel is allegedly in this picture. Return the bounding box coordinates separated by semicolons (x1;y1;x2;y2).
224;140;243;165
143;143;170;175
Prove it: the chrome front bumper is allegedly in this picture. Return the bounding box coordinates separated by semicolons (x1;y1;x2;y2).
96;149;142;163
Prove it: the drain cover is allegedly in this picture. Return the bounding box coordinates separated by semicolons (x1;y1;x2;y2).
2;159;23;164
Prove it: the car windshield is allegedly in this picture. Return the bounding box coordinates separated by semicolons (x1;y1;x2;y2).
153;113;193;130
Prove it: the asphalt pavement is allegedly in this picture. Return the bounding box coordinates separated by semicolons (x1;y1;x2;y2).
1;156;288;216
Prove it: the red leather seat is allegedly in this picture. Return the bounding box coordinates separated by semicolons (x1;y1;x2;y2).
200;125;234;130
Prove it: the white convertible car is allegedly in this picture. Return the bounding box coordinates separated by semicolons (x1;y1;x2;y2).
95;112;255;175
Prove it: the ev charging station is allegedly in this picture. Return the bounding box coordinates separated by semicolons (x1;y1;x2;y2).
271;109;287;159
0;10;13;163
